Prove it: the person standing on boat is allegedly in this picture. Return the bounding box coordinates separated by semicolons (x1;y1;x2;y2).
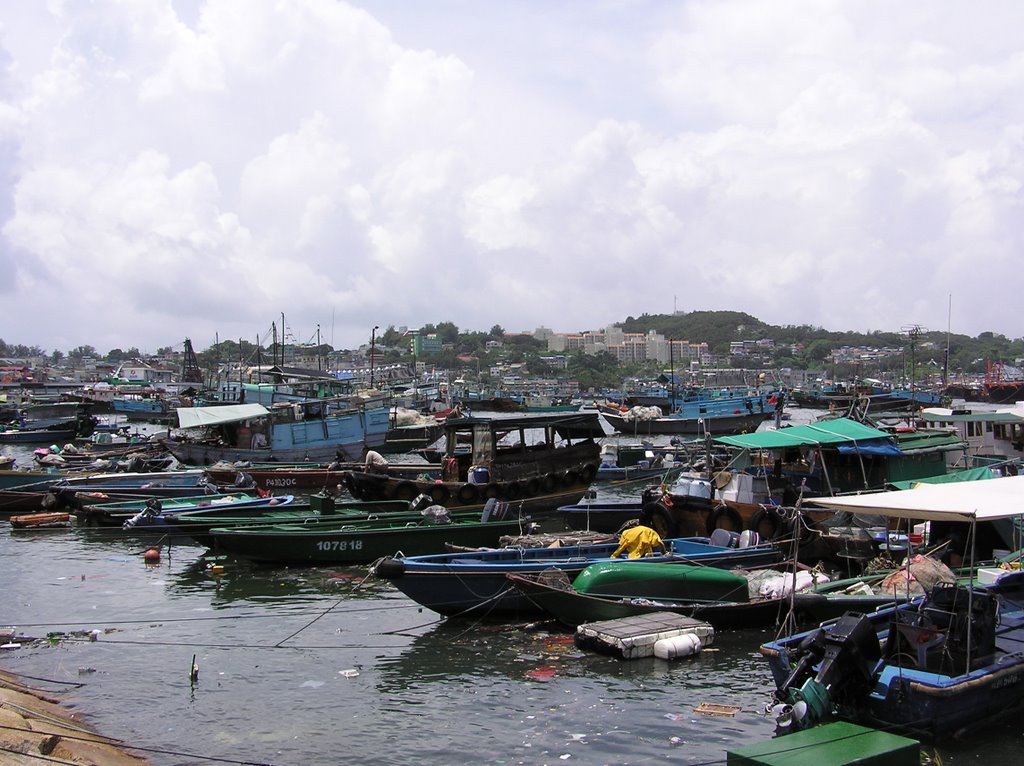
362;446;389;475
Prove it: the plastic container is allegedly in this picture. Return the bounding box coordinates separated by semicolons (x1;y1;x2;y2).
469;466;490;484
654;633;703;660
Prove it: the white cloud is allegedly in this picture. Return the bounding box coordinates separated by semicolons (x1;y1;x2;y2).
0;0;1022;356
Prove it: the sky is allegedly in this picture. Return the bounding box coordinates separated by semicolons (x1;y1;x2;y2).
1;0;1022;357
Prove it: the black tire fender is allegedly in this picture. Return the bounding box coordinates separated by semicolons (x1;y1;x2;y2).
706;505;744;536
641;501;677;539
394;481;418;502
749;507;782;540
457;484;479;506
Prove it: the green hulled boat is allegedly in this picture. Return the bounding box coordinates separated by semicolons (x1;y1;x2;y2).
207;511;532;565
508;561;785;629
165;495;417;545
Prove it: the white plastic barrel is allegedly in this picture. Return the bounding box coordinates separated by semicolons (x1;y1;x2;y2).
653;633;703;660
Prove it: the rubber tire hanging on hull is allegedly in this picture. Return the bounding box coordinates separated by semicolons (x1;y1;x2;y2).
706;505;744;536
749;507;783;540
456;484;479;506
641;501;678;539
394;482;418;502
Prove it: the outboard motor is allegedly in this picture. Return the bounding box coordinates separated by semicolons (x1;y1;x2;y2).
771;612;881;732
409;493;434;512
234;472;257;490
123;498;163;529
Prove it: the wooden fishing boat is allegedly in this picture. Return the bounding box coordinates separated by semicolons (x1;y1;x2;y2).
161;399;391;465
507;563;785;630
344;412;604;514
601;409;764;437
202;462;440;492
206;510;533;565
371;535;781;617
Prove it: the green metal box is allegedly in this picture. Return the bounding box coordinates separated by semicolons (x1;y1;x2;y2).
727;722;919;766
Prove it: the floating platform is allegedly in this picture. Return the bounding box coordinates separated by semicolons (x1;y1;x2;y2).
574;611;714;660
727;722;919;766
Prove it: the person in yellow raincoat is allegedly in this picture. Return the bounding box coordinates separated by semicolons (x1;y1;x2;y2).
611;524;667;559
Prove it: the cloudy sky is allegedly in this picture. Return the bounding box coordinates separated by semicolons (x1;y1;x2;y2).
2;1;1021;356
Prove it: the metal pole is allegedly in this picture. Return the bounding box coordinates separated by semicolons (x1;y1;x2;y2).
370;325;379;389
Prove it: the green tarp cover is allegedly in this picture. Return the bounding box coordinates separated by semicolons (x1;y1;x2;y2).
714;418;890;450
889;466;996;490
921;408;1024;424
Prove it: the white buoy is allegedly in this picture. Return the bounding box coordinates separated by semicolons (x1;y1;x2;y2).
653;633;703;660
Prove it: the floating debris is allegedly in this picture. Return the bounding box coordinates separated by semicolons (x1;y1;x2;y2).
694;702;741;717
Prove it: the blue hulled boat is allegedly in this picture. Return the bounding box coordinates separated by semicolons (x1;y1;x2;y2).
372;535;781;617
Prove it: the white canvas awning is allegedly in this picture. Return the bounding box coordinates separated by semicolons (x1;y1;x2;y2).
808;474;1024;522
176;403;270;429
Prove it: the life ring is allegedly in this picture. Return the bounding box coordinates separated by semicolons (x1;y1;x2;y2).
562;469;580;487
525;478;541;496
640;501;677;539
579;464;598;483
541;474;558;493
483;483;502;499
748;507;783;540
457;484;479;505
705;505;744;536
429;484;450;504
394;481;418;502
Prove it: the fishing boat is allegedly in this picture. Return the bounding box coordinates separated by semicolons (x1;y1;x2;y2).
600;408;765;437
344;412;604;513
166;494;419;546
72;492;294;527
506;562;785;630
205;509;533;565
761;475;1024;740
161;399;391;466
49;469;228;499
202;461;441;493
0;426;79;444
371;534;781;617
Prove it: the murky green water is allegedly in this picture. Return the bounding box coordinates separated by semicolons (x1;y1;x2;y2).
1;428;1019;764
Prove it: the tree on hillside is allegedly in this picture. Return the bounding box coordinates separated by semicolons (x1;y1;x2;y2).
567;350;620;390
435;321;460;343
68;345;98;360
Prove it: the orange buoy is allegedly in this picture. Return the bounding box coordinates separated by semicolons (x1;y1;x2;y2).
143;547;161;562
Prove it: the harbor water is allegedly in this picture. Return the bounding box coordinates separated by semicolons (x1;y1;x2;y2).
0;425;1020;764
